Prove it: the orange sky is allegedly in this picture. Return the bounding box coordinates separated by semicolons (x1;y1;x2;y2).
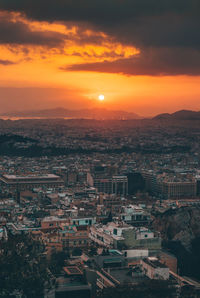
1;10;200;116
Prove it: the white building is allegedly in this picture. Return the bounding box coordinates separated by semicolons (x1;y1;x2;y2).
90;222;161;250
120;204;151;225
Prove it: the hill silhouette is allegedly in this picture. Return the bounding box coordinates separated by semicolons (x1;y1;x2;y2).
2;107;142;120
153;110;200;120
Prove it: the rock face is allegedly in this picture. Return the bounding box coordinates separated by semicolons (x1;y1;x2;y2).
152;206;200;250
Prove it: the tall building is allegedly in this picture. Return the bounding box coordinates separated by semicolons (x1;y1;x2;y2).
112;176;128;196
94;178;113;194
160;180;197;199
93;176;128;195
195;175;200;196
127;172;145;195
141;170;158;195
67;171;78;185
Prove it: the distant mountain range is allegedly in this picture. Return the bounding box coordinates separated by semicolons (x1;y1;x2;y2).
2;108;200;121
153;110;200;120
1;107;142;120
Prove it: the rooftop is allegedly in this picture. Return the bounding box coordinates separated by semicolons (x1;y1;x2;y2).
63;266;83;276
2;174;60;179
142;258;168;269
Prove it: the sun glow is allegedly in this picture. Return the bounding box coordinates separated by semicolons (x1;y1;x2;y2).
98;94;105;101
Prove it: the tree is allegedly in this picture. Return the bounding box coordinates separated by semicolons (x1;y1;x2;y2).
49;251;69;275
0;233;51;297
72;247;82;256
89;246;97;256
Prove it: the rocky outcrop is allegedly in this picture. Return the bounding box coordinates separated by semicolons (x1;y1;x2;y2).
152;206;200;250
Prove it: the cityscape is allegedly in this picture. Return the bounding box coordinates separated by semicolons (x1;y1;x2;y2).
0;1;200;298
0;117;200;297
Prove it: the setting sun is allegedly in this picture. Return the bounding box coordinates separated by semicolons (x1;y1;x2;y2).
98;94;105;101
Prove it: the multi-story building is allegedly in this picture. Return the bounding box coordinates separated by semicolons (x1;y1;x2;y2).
0;174;64;191
66;171;78;185
55;266;92;298
140;258;169;280
142;170;197;199
59;224;90;249
69;216;96;226
90;222;161;250
99;194;122;214
141;170;158;195
196;175;200;196
40;223;90;256
120;205;151;226
158;179;197;199
126;172;145;195
93;178;113;194
112;176;128;196
41;216;67;230
93;176;128;195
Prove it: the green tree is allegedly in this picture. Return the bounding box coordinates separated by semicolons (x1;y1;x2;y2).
0;233;51;297
72;247;82;256
49;251;69;275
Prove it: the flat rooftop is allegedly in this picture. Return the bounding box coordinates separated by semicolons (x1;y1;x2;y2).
142;258;168;269
0;174;63;184
109;267;148;284
56;277;91;292
63;266;83;276
2;174;60;179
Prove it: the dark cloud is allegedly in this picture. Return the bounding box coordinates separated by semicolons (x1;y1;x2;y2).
0;1;200;75
64;48;200;76
0;59;16;65
0;14;66;47
109;15;200;49
0;0;199;24
0;13;114;49
0;1;199;50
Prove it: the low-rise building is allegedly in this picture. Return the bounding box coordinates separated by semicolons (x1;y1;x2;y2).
90;222;161;250
140;257;169;280
70;216;96;226
41;216;67;230
120;205;151;226
59;224;90;249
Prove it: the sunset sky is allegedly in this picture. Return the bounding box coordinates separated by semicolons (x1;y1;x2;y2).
0;0;200;116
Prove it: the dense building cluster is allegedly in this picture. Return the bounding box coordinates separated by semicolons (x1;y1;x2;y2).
0;119;200;297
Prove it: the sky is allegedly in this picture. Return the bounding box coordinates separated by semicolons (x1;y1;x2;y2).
0;0;200;116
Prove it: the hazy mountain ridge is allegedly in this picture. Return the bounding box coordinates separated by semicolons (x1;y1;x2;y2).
1;107;142;120
153;109;200;120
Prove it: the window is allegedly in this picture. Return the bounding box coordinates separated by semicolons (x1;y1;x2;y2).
113;229;118;235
